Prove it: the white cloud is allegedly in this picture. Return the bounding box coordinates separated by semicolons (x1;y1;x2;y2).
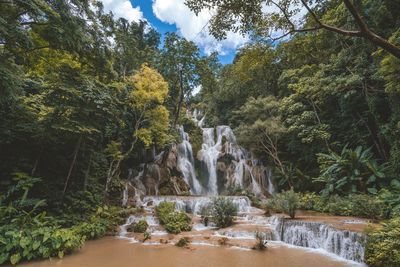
101;0;144;22
152;0;248;55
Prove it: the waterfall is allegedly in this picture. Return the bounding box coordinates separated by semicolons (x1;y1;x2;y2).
198;128;220;195
142;195;252;214
271;217;366;262
177;126;203;195
122;183;128;206
198;124;265;196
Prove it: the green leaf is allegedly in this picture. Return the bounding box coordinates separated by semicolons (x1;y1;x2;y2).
32;240;41;250
367;188;378;194
43;232;50;242
0;253;8;264
10;253;21;265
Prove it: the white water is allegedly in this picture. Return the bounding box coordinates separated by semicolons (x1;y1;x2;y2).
142;195;252;214
120;195;366;265
197;124;269;196
198;128;220;195
274;219;366;262
177;126;203;195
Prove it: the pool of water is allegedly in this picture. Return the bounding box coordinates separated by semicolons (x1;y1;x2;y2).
20;237;358;267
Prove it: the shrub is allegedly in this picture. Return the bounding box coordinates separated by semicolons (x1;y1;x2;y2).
211;197;238;228
175;237;190;247
74;218;108;240
253;232;267;250
365;218;400;267
273;188;299;219
200;205;212;226
298;192;326;211
143;231;151;242
133;220;148;233
0;226;85;265
315;146;387;196
156;202;191;234
297;192;390;220
348;194;388;220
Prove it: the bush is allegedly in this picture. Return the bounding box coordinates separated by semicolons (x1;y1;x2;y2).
0;226;85;265
133;220;148;233
297;192;390;220
365;218;400;267
156;202;191;234
268;189;299;219
175;237;190;247
211;197;238;228
315;145;387;196
200;205;212;226
298;192;326;211
143;231;151;242
253;232;267;250
74;218;108;240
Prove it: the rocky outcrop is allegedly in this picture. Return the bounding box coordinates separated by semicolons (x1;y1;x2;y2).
123;145;191;206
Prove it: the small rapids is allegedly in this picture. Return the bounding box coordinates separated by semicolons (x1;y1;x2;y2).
119;195;366;266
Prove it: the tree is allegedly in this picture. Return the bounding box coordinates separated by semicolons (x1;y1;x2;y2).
185;0;400;58
114;19;160;79
158;33;201;126
105;64;171;192
234;96;289;182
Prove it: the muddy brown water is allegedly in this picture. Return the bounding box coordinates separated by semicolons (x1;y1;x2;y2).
20;237;355;267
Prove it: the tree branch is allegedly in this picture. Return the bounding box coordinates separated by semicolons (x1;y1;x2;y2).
298;0;400;58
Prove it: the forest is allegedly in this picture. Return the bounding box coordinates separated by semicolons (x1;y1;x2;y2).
1;0;400;266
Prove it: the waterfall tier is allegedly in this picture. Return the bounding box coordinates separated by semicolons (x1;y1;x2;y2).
120;195;366;265
142;195;252;214
273;217;366;262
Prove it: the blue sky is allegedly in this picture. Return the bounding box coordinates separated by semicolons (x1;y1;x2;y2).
101;0;245;64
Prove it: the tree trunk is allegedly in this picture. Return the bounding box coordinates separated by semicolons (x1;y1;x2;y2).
63;136;82;194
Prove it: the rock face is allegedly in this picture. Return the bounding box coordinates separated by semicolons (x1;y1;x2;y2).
196;125;274;196
123;145;191;206
123;109;276;203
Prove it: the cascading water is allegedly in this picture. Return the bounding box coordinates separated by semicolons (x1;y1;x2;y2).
120;194;366;265
177;126;203;195
198;128;220;195
273;218;366;262
197;124;268;196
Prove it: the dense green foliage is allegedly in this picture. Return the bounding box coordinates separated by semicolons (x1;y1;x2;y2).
297;192;389;220
365;218;400;267
265;189;299;218
0;1;217;263
1;0;400;265
155;202;192;234
209;197;238;228
0;174;133;265
187;0;400;201
129;220;149;233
